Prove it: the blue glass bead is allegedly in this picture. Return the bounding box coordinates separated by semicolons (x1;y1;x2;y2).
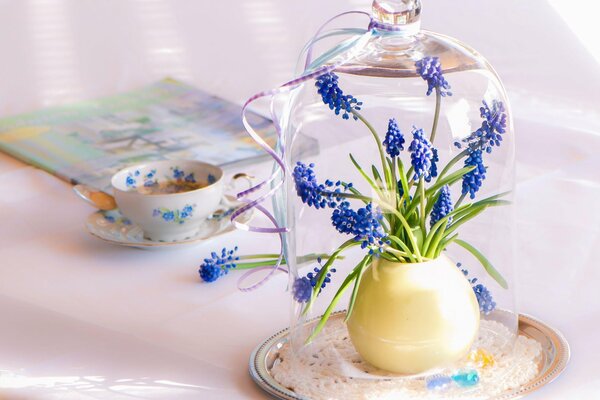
451;370;480;387
426;375;452;390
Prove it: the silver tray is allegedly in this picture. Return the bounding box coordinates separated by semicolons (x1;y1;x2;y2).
249;312;569;400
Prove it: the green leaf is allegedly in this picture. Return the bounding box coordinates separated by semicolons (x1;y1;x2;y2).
436;149;469;180
387;235;417;262
436;233;458;258
454;239;508;289
397;160;410;208
405;166;475;217
352;110;392;193
345;255;371;322
371;165;384;188
426;166;475;196
302;239;358;316
306;268;359;343
349;153;383;198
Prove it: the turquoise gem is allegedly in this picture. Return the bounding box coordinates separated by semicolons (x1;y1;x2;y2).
451;370;480;387
426;375;452;390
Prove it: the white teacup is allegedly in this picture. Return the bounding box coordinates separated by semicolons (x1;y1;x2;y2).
112;160;232;242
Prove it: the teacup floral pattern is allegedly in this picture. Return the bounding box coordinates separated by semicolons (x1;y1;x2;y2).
153;204;196;224
125;169;157;189
171;166;197;183
125;167;217;191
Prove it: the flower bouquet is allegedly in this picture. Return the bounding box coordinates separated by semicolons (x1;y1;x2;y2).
199;55;512;375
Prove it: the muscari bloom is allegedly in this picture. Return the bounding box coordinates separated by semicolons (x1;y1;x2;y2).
292;262;337;303
430;148;439;182
457;263;496;315
199;247;239;283
430;185;453;228
315;72;362;120
455;100;507;154
408;127;437;182
331;202;386;253
292;162;346;209
415;56;452;97
461;149;487;199
472;283;496;315
383;118;405;157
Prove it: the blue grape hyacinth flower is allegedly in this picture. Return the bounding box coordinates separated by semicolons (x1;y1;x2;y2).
457;262;496;315
331;202;386;253
292;162;325;209
315;72;362;120
455;100;507;154
472;283;496;315
461;149;487;199
199;247;239;283
292;263;337;303
292;161;346;209
408;127;436;182
430;185;453;228
428;148;439;183
415;56;452;97
383;118;405;157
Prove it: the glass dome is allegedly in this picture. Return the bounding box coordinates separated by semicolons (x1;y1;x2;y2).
275;0;517;395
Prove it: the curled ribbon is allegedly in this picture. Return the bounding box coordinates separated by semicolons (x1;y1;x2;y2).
232;11;401;291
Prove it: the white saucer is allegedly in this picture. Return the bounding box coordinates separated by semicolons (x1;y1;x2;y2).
85;197;252;249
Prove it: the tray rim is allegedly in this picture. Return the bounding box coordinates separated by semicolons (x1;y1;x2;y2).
249;311;570;400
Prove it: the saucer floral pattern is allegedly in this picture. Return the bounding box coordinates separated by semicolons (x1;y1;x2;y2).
153;204;196;224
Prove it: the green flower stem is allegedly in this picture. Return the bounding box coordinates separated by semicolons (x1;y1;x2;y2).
437;149;469;180
234;253;333;270
405;166;475;216
418;178;426;235
397;159;410;208
302;239;359;316
373;201;423;262
426;223;447;258
455;192;467;208
437;233;458;258
389;157;400;233
234;261;279;270
430;88;442;143
238;254;281;260
352;110;392;190
349;153;385;200
382;246;407;260
306;261;362;343
387;236;417;262
345;187;371;204
378;251;400;262
421;218;444;257
345;254;372;322
324;191;372;203
454;239;508;289
443;199;510;239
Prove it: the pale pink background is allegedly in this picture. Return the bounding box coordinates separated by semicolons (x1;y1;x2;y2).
0;1;598;399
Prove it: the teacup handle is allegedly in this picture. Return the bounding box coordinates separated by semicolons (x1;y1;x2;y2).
221;172;254;207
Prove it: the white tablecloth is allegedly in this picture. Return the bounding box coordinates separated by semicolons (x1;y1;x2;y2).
0;0;598;399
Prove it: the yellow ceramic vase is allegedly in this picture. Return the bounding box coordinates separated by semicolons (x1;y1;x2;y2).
346;254;480;374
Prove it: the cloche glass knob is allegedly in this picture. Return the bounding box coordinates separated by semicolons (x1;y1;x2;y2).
372;0;421;26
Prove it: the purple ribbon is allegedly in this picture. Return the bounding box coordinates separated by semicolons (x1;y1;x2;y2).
232;11;390;291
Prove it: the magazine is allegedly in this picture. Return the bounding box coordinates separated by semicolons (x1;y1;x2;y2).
0;78;278;192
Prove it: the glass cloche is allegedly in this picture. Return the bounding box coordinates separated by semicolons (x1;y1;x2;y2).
270;0;517;396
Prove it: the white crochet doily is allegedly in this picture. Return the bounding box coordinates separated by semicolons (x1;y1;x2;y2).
271;318;542;400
